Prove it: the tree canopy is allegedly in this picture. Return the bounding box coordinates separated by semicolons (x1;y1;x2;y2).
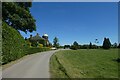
53;37;59;48
118;43;120;48
73;41;79;46
70;41;79;50
89;42;92;49
2;2;36;33
102;38;111;49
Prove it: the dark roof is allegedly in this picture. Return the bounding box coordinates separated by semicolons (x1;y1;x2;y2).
29;34;41;41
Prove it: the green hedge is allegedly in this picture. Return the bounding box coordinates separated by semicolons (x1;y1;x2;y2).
27;47;50;54
2;22;29;64
2;22;51;65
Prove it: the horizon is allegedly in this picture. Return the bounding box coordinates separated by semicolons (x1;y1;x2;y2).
20;2;118;46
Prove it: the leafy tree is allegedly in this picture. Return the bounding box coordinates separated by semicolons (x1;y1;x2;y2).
39;43;43;48
38;39;46;47
64;45;70;49
70;41;79;50
2;2;36;33
118;43;120;48
49;42;52;48
95;39;99;44
73;41;79;46
70;45;78;50
53;37;59;48
89;42;92;49
102;37;111;49
80;44;89;49
112;42;117;48
25;37;27;40
92;44;98;49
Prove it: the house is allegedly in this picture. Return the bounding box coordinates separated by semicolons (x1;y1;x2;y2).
28;33;50;47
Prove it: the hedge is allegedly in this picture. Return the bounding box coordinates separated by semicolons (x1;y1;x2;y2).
2;22;29;64
2;22;51;65
27;47;50;54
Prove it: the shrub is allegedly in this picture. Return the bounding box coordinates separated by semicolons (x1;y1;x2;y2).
70;45;78;50
102;37;111;49
39;44;43;48
64;45;70;49
2;22;29;64
27;47;50;54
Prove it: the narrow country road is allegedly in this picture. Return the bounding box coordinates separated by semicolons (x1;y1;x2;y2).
2;50;60;78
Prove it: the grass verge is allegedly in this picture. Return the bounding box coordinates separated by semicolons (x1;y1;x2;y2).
50;49;119;78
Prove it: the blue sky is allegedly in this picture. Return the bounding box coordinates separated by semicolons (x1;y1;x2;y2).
20;2;118;46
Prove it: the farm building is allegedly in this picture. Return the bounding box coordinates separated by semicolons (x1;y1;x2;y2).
28;33;50;47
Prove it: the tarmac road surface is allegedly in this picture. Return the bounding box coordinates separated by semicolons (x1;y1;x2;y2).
2;50;60;78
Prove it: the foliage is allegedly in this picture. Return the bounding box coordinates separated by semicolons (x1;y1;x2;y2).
30;40;38;47
112;42;118;48
73;41;79;46
39;43;43;48
50;49;119;78
2;2;36;33
89;42;92;49
102;38;111;49
2;22;29;64
49;42;53;48
118;43;120;48
53;37;59;48
79;45;88;49
70;41;79;50
70;45;78;50
64;45;70;49
27;47;50;54
28;34;48;47
39;38;47;47
79;44;98;49
25;40;32;47
29;37;46;47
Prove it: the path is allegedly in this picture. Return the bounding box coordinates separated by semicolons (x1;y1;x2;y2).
2;50;60;78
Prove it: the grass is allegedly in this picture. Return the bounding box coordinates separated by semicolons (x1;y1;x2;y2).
50;49;119;78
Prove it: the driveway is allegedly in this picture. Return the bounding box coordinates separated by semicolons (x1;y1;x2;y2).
2;50;60;78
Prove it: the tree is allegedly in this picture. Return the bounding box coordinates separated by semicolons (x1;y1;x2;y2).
102;37;111;49
2;2;36;33
73;41;79;46
118;43;120;48
38;39;46;47
53;37;59;48
49;42;52;48
95;39;99;44
89;42;92;49
64;45;70;49
70;41;79;50
95;39;99;49
112;42;117;48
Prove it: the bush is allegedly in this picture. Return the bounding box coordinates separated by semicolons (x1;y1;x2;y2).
2;22;29;64
27;47;50;54
79;45;89;49
70;45;78;50
2;22;51;65
102;38;111;49
64;45;70;49
39;44;43;48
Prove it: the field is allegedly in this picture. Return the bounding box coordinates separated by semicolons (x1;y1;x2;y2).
50;49;119;78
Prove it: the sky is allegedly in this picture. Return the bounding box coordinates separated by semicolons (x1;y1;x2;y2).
20;2;118;46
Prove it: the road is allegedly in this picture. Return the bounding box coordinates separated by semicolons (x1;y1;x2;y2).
2;50;60;78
